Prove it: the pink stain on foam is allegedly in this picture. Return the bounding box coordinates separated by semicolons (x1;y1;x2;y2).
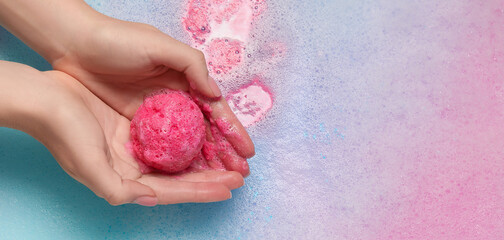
226;79;273;127
207;38;244;74
376;3;504;239
183;0;266;75
183;0;276;128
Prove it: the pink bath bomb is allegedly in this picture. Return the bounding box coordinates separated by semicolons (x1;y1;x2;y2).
130;90;206;173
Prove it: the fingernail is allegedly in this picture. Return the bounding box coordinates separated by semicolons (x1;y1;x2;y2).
229;192;232;199
133;196;158;206
207;76;222;98
189;81;196;90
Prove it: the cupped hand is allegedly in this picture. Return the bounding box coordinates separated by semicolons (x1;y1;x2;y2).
51;16;254;172
40;70;244;206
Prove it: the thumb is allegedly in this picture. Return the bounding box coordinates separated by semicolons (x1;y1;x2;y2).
72;153;157;206
102;179;158;207
149;34;222;98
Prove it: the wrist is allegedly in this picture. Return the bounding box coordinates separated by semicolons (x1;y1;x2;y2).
0;62;64;139
49;6;111;64
0;0;108;64
44;3;110;64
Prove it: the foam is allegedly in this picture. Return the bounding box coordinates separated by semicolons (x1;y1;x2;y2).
182;0;278;131
207;38;244;74
130;89;206;173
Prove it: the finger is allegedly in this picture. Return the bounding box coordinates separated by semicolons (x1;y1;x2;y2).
202;126;250;177
220;152;250;177
69;151;157;206
137;69;190;91
119;69;191;119
148;34;221;98
196;94;255;158
149;171;245;190
138;175;232;204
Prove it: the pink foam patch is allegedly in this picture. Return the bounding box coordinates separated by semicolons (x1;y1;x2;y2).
207;38;245;74
183;0;272;79
130;90;206;173
202;118;249;176
183;0;211;44
209;0;244;23
226;80;273;127
184;0;267;45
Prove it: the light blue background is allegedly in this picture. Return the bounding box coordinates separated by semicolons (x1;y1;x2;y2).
3;0;501;239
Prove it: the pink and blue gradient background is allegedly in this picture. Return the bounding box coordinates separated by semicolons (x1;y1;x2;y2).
0;0;503;239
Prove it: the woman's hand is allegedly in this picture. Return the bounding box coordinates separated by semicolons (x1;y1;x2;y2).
44;71;248;205
51;16;255;172
0;61;244;206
